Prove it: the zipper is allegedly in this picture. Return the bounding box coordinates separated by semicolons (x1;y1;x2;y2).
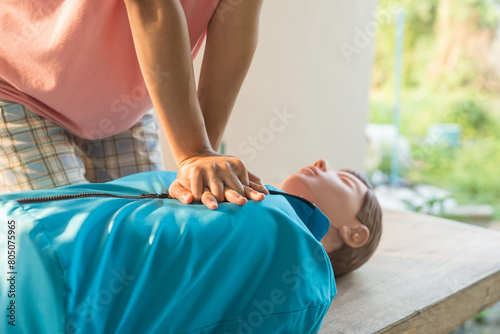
267;190;316;209
16;189;315;209
17;192;172;204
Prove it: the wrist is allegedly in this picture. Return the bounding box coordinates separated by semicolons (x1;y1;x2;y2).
177;146;218;168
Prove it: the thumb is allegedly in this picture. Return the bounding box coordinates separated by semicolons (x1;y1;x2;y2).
168;180;194;204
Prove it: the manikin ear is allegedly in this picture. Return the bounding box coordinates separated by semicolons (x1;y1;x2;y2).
338;225;370;248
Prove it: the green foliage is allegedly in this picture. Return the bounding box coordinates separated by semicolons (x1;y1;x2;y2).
370;90;500;219
462;0;500;28
406;127;500;212
369;0;500;220
402;195;449;214
449;139;500;204
378;143;393;175
473;308;492;323
373;0;500;90
372;0;441;89
446;99;500;138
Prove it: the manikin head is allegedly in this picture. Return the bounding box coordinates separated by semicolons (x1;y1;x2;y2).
281;159;383;277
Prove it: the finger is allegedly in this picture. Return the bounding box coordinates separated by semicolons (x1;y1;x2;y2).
245;186;265;201
248;170;262;184
248;181;269;195
201;187;219;210
190;168;206;202
231;159;250;188
248;171;269;194
207;170;225;203
224;187;248;206
221;171;246;197
168;180;194;204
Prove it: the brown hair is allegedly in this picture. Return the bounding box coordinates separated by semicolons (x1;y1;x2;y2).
326;170;383;277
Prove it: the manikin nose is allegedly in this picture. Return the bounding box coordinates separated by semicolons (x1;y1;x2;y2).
313;159;327;171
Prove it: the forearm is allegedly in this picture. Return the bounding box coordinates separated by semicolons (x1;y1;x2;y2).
198;0;263;151
124;0;212;165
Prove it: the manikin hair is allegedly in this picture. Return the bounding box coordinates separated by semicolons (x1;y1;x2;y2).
326;170;383;277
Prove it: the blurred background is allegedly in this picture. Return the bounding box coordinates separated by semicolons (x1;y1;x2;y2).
367;0;500;230
368;1;500;331
159;1;500;331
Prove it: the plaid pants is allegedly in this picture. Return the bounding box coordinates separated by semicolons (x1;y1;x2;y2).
0;99;164;193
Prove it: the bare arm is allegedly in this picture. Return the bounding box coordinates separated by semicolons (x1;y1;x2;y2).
198;0;265;151
123;0;266;209
124;0;211;165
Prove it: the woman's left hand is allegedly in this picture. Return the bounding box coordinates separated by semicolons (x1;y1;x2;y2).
168;151;269;210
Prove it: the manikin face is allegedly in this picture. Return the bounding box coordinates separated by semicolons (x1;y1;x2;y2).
281;159;370;253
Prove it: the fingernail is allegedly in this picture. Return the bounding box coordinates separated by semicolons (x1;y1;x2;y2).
253;191;264;198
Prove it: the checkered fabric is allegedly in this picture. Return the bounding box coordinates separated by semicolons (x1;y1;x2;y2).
0;99;164;193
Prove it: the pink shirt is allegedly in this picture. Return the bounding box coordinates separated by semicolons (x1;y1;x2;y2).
0;0;220;139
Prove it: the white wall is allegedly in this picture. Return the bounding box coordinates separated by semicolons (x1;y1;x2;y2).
160;0;378;184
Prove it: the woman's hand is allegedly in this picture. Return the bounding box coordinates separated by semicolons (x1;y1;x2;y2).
168;149;269;209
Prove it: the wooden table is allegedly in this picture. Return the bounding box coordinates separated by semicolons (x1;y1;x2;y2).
319;210;500;334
